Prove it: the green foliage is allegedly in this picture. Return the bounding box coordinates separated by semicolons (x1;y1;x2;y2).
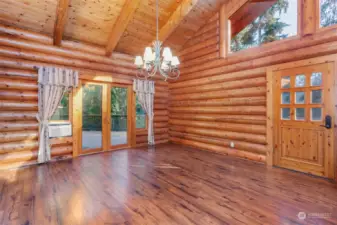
83;85;102;116
320;0;337;27
136;96;146;129
82;85;103;131
52;85;147;130
111;87;128;131
50;91;69;121
111;87;127;116
231;0;290;52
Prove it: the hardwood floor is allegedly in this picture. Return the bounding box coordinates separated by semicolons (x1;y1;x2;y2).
0;143;336;225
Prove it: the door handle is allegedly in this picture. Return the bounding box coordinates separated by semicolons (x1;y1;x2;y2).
320;115;332;129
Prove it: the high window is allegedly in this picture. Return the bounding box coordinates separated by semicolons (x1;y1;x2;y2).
50;91;70;121
320;0;337;28
230;0;298;52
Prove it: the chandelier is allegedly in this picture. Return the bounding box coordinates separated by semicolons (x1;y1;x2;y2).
134;0;180;81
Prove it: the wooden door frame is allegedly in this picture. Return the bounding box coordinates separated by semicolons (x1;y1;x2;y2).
72;78;136;157
108;83;134;151
266;54;337;180
77;80;107;155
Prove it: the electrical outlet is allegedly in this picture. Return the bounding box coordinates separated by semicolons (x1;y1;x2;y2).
230;142;235;148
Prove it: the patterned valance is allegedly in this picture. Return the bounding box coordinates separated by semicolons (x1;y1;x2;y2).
38;67;79;87
133;79;155;94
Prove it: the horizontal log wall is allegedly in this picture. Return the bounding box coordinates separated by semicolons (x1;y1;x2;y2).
169;11;337;163
0;25;169;169
0;69;73;169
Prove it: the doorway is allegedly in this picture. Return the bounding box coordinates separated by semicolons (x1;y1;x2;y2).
272;62;335;179
76;81;133;155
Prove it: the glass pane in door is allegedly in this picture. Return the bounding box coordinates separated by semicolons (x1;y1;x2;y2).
82;84;103;150
111;87;128;146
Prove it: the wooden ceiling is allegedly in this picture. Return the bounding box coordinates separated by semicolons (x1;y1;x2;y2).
0;0;227;56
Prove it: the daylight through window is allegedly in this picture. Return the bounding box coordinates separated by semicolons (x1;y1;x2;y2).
230;0;298;52
50;91;70;121
136;97;146;129
320;0;337;28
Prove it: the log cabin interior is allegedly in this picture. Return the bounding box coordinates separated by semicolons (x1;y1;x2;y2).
0;0;337;224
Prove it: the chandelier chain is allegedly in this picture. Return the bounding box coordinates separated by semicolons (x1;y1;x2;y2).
134;0;180;81
156;0;159;41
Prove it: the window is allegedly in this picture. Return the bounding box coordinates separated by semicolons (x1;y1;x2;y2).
280;71;324;122
111;87;128;146
230;0;298;52
50;91;70;121
320;0;337;28
136;97;147;129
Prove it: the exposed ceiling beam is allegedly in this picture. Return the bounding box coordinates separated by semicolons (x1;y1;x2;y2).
229;0;276;38
105;0;141;57
158;0;199;43
54;0;70;46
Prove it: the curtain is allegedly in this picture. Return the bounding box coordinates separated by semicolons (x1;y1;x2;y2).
133;79;155;145
37;67;78;163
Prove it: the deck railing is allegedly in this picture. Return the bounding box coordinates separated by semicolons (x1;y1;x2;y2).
83;115;128;131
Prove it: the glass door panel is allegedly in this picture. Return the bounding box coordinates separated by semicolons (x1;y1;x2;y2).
110;87;128;146
82;83;103;151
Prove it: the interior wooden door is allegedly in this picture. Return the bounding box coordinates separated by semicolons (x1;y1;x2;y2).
273;63;335;179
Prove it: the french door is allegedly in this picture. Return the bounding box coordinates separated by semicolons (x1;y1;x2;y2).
273;63;335;178
77;81;133;155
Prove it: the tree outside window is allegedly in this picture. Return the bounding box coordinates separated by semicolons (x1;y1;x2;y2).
50;91;70;121
231;0;297;52
320;0;337;28
136;97;146;129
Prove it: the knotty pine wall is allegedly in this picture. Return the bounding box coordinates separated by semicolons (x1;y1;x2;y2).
169;11;337;163
0;25;168;169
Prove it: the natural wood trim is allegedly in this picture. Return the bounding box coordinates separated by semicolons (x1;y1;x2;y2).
78;81;104;155
158;0;199;43
110;144;129;151
315;0;320;32
326;62;335;179
54;0;70;46
74;79;136;153
102;83;109;150
229;0;276;38
219;4;228;58
226;0;249;18
108;83;133;148
266;68;273;166
222;0;302;57
72;80;82;157
302;0;317;36
266;54;337;175
127;85;133;147
131;92;137;147
316;0;337;34
105;0;141;56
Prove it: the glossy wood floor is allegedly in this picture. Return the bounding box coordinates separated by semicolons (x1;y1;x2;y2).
0;143;337;225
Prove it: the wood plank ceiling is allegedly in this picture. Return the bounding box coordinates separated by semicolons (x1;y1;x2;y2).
0;0;227;56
